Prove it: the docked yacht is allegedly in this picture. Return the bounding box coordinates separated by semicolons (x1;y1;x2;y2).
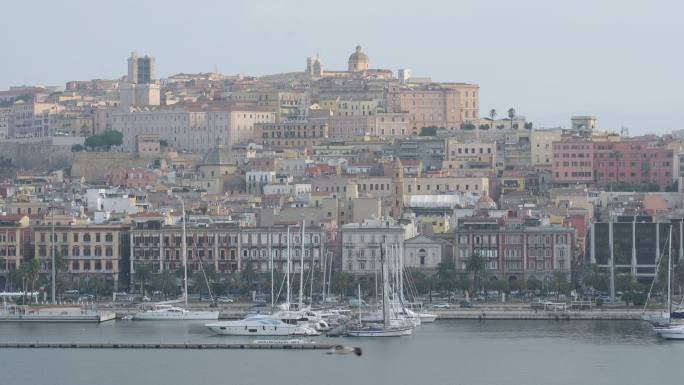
654;324;684;339
133;305;219;320
206;315;318;336
346;323;413;337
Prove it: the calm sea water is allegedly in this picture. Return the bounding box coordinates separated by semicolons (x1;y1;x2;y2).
0;320;681;385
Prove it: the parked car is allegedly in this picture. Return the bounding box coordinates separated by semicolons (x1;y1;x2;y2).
142;296;151;302
433;303;450;309
217;297;234;303
459;300;472;308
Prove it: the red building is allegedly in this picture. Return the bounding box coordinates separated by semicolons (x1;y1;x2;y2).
107;168;158;188
552;135;673;189
593;137;672;187
552;135;595;185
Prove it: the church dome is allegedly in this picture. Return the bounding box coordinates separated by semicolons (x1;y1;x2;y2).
348;45;369;72
201;145;235;165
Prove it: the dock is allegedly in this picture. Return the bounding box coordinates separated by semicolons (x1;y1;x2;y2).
0;342;333;350
1;307;116;323
434;309;646;320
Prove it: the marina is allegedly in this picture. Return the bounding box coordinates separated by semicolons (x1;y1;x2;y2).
0;319;682;385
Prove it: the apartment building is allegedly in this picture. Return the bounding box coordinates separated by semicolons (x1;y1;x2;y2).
33;219;130;290
111;106;274;152
449;216;575;281
256;121;329;150
0;215;31;277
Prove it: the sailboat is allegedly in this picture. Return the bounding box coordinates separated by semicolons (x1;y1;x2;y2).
134;200;218;321
649;226;684;339
347;243;414;337
271;221;329;332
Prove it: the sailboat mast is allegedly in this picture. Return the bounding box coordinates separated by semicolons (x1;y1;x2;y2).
668;225;672;316
286;226;291;306
382;243;391;328
309;235;314;306
270;232;274;309
357;283;362;327
299;220;305;309
181;199;188;307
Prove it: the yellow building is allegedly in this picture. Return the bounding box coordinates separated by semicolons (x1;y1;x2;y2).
530;129;562;166
419;215;450;234
33;219;129;290
0;214;30;274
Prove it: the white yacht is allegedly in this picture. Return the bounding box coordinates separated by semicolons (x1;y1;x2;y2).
206;315;318;336
133;305;219;321
654;324;684;340
418;312;438;323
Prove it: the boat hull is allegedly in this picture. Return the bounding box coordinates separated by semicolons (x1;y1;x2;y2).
133;311;219;321
419;313;438;323
346;326;413;337
655;326;684;340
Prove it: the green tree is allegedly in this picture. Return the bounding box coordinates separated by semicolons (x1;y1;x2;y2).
151;270;179;299
581;263;609;292
550;272;572;300
436;261;458;300
20;259;40;304
526;275;542;292
134;264;153;295
419;126;438;136
71;144;85;152
465;253;486;294
84;130;123;151
507;108;516;129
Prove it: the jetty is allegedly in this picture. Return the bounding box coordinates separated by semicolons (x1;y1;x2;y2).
0;342;333;350
0;306;116;323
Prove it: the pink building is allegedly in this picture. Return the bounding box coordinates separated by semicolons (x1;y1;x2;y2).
552;135;673;189
107;168;158;188
593;137;673;187
552;136;595;185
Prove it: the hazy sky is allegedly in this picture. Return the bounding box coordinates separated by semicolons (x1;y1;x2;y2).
2;0;682;134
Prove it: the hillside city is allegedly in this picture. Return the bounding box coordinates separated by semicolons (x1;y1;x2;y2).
1;46;683;304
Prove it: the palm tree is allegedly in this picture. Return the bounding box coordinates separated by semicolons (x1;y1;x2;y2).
507;108;516;129
20;259;39;304
151;270;179;299
488;109;496;130
134;264;153;295
611;150;623;184
465;253;486;295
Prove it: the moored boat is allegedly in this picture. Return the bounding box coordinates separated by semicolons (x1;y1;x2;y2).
206;315;318;336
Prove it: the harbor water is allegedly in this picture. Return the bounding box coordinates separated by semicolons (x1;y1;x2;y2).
0;320;682;385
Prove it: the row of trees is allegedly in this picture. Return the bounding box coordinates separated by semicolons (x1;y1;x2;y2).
72;130;123;152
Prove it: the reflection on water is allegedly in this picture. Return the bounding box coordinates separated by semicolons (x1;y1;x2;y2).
0;320;682;385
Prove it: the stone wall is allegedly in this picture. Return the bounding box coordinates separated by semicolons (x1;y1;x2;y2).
0;142;74;172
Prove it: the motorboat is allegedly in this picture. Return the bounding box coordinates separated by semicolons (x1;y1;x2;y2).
419;312;438;323
206;315;319;336
133;305;219;320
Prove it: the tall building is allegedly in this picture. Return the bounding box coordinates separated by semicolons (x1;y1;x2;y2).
120;52;160;108
127;52;155;84
384;82;480;134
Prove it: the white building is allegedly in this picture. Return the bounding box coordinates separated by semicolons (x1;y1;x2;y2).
110;107;274;152
86;189;137;214
340;217;417;273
